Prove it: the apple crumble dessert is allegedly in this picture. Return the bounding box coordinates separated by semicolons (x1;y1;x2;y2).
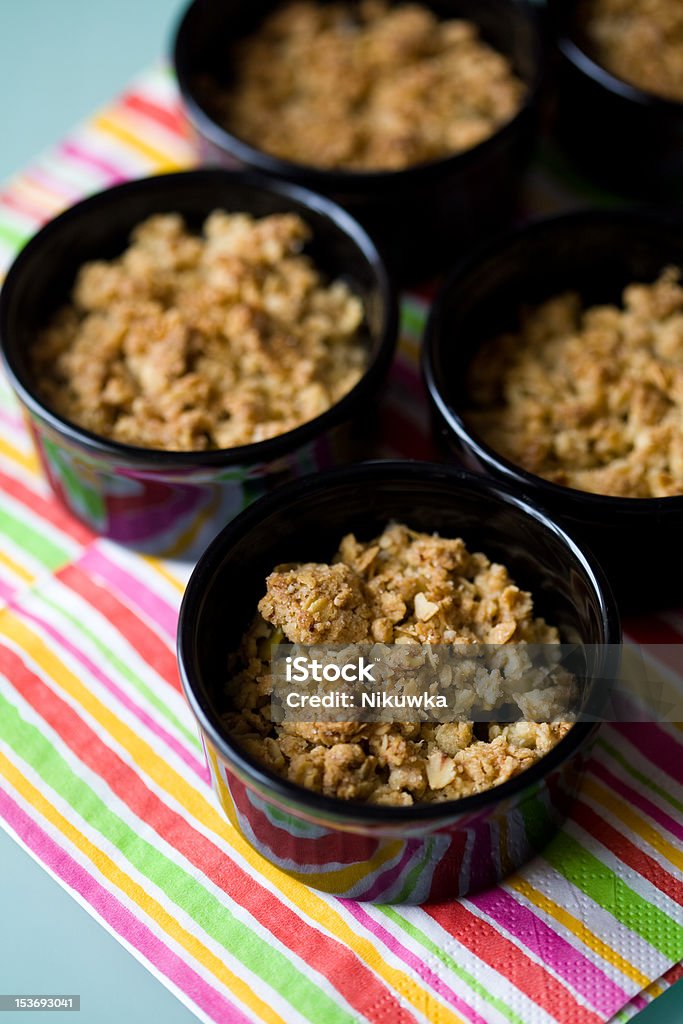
466;268;683;498
30;210;366;451
204;0;527;171
224;523;571;805
581;0;683;103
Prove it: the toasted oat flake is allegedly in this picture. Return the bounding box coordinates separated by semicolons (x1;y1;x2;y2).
224;522;570;805
30;210;366;451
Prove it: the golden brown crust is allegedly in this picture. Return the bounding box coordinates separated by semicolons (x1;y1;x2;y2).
31;211;365;451
204;0;526;171
225;523;570;805
466;269;683;498
582;0;683;103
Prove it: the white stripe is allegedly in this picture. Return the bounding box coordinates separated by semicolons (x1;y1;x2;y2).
0;814;218;1024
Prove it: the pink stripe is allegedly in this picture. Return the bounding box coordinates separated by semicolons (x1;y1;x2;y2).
0;406;25;431
0;576;16;603
345;904;488;1024
360;841;422;902
591;758;683;842
59;141;127;184
79;547;177;642
0;786;249;1024
15;604;206;781
469;889;628;1016
24;167;79;202
616;723;683;785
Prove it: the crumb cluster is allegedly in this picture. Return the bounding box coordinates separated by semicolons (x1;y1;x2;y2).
205;0;526;171
224;523;570;805
582;0;683;103
31;211;365;451
466;269;683;498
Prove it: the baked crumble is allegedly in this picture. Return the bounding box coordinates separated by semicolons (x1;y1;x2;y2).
31;211;365;451
224;523;571;805
203;0;526;171
466;268;683;498
581;0;683;103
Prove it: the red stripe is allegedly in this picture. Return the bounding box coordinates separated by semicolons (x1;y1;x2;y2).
121;92;189;138
616;723;683;786
0;467;94;546
0;189;53;223
572;800;683;905
0;642;413;1024
56;564;179;691
425;902;602;1024
377;405;437;460
410;281;438;302
229;773;380;866
590;758;683;842
624;617;683;645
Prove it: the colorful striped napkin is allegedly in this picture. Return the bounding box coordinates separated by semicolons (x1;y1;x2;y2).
0;65;682;1024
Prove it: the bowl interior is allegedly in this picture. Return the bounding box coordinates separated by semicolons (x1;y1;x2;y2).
175;0;541;162
1;170;387;394
429;213;683;411
182;465;615;741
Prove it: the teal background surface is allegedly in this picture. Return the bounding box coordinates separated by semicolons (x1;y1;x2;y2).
0;2;681;1022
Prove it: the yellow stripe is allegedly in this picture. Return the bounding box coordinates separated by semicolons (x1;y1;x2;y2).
583;777;683;872
93;115;182;171
142;556;186;594
0;751;287;1024
0;548;35;585
0;611;460;1023
509;877;655;990
14;176;68;214
162;490;222;560
0;434;41;475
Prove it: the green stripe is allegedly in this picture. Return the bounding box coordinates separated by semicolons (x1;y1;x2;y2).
35;590;201;750
0;221;28;251
0;505;71;570
400;299;426;340
393;839;435;904
380;907;527;1024
598;737;683;816
543;831;683;960
0;693;356;1024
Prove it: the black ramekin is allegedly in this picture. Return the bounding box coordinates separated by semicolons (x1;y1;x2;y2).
547;0;683;198
0;169;397;558
172;0;544;282
423;208;683;610
177;459;620;903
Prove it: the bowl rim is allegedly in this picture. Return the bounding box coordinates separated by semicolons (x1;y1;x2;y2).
0;167;398;467
422;206;683;513
172;0;544;187
548;0;683;113
177;458;621;825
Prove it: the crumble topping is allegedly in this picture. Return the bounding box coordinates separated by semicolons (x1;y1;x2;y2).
30;211;365;451
581;0;683;103
466;269;683;498
224;523;571;805
203;0;526;171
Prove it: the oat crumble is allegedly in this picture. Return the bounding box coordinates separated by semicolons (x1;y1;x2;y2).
30;211;366;451
224;523;571;805
581;0;683;103
466;268;683;498
204;0;526;171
